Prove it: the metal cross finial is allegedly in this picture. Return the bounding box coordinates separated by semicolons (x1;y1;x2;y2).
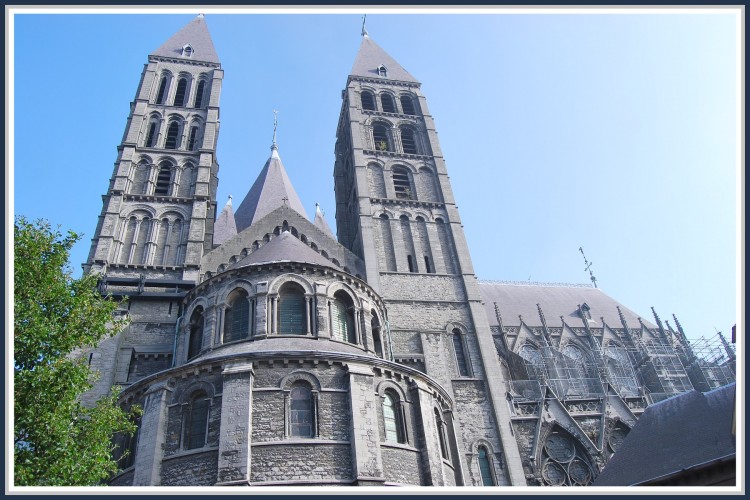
579;246;598;288
272;110;279;147
361;14;368;37
282;196;288;206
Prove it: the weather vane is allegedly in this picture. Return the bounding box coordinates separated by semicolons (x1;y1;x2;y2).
579;247;598;288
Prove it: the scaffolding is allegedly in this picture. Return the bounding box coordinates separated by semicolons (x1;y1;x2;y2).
684;333;736;392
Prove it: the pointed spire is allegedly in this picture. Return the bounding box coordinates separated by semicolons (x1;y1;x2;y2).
350;35;418;83
314;203;335;237
234;136;308;232
213;195;237;246
151;15;220;64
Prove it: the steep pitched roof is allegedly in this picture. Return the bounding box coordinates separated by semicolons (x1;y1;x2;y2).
234;147;308;233
233;230;339;270
350;35;418;83
151;14;220;64
213;196;237;246
314;203;335;238
593;383;736;485
478;281;655;329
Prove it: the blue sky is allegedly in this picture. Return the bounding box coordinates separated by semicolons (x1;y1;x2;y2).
10;8;740;342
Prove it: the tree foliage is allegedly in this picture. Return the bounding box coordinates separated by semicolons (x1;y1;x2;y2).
14;217;139;486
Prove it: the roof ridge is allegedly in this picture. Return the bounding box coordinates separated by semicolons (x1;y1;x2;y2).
478;279;594;288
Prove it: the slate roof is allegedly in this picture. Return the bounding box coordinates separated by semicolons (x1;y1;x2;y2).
213;196;237;246
233;230;340;270
478;281;655;329
192;336;375;363
151;14;220;64
593;383;736;486
350;35;418;83
314;203;335;238
234;147;309;233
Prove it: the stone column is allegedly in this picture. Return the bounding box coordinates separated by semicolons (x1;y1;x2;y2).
133;380;172;485
216;361;254;485
347;363;385;486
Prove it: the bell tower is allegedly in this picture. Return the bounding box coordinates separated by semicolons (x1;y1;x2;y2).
333;32;527;484
80;15;222;404
84;14;222;283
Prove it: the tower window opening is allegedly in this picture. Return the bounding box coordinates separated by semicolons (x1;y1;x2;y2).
164;121;180;149
424;256;433;274
407;255;415;273
400;95;416;115
193;80;206;108
155;76;168;105
453;329;471;377
381;93;396;113
392;167;412;199
154;165;172;196
361;90;376;111
373;123;392;152
173;78;188;107
400;126;418;154
187;126;199;151
145;121;158;148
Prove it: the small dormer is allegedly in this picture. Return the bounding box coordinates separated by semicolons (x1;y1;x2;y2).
579;302;592;320
377;64;388;78
182;43;194;58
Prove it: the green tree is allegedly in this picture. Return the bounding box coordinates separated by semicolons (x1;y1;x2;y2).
13;216;139;486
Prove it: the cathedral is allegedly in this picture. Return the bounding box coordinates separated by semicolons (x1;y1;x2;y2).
82;15;736;487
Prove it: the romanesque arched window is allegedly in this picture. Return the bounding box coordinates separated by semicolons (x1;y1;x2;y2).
193;80;206;108
381;93;396;113
154;162;173;196
361;90;376;111
173;77;188;107
155;75;169;105
279;282;306;335
371;313;384;358
187;125;199;151
452;329;472;377
392;166;413;200
144;119;159;148
372;123;392;152
399;125;418;154
400;94;416;115
478;445;495;486
224;289;250;342
434;408;449;459
382;390;405;443
185;392;209;450
289;382;314;438
164;121;180;149
187;306;204;360
331;291;356;343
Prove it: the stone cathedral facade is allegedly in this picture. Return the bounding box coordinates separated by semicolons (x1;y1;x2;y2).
82;16;735;487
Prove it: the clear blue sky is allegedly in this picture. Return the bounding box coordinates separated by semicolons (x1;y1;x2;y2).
10;8;740;342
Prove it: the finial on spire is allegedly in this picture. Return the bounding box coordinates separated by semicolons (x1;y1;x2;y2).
579;247;598;288
361;14;368;37
225;194;232;207
197;13;204;19
270;110;280;158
